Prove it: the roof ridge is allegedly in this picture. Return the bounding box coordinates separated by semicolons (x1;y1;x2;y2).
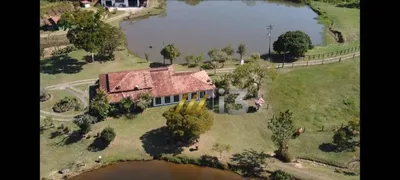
110;71;133;92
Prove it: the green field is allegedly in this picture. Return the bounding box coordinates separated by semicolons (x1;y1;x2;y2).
306;2;360;55
40;57;360;179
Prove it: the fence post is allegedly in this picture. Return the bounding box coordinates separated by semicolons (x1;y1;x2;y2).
331;52;333;57
339;57;342;62
306;61;309;66
322;54;324;59
322;59;324;64
318;54;320;59
292;63;294;68
282;62;284;68
353;53;355;58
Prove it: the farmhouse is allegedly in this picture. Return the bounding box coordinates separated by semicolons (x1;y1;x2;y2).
100;0;148;8
99;66;216;107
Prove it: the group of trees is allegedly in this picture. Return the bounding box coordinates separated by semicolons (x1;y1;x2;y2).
59;10;125;62
89;88;153;120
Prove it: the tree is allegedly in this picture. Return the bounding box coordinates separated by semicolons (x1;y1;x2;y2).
136;92;153;112
208;48;219;60
249;52;261;61
60;10;106;62
209;61;219;75
162;105;214;143
230;149;270;178
89;88;111;120
185;54;204;67
120;97;134;113
212;143;232;159
160;44;181;65
222;45;234;56
101;126;116;144
98;24;125;60
74;115;92;134
210;50;230;68
237;43;246;60
231;62;270;98
267;110;295;156
273;30;314;57
270;170;293;180
333;128;350;151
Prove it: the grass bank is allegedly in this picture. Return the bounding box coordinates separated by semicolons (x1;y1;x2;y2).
41;58;359;179
305;1;360;55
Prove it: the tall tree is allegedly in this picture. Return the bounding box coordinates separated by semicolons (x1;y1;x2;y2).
267;110;295;155
89;88;111;120
212;143;232;158
98;24;125;60
222;45;234;56
162;105;214;143
209;49;230;68
60;10;106;62
231;62;274;97
273;30;314;57
160;44;181;65
237;43;246;60
136;92;153;112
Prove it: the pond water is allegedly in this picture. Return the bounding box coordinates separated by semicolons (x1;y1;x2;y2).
69;160;244;180
121;0;324;63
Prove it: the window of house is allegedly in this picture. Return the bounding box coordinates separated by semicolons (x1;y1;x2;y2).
165;96;171;104
173;95;180;102
115;0;124;3
200;91;206;98
191;92;198;100
155;97;162;105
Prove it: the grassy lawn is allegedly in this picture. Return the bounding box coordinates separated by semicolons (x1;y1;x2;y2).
306;2;360;55
40;57;359;179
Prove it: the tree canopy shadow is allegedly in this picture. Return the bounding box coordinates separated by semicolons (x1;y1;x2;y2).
230;149;271;179
319;143;338;152
40;54;86;74
49;131;63;139
64;130;84;145
87;137;109;152
139;126;185;158
149;62;167;68
83;55;114;63
260;53;298;63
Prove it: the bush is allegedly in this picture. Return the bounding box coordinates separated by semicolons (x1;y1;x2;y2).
249;52;261;61
51;45;76;56
276;151;294;163
101;127;116;143
273;30;314;57
52;97;79;113
74;115;92;134
40;89;51;102
270;170;293;180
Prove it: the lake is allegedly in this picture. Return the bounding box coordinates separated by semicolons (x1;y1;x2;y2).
69;160;244;180
121;0;324;63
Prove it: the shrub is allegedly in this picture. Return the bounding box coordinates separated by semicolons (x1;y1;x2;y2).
74;115;92;134
52;97;79;113
101;127;116;144
249;52;261;61
273;30;314;57
276;151;294;163
40;89;51;102
270;170;293;180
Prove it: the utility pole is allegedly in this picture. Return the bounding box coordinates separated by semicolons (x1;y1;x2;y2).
267;24;273;61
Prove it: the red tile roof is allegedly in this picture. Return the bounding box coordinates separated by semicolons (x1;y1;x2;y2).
99;66;216;103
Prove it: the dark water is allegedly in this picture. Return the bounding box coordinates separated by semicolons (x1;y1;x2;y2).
121;0;324;63
69;161;244;180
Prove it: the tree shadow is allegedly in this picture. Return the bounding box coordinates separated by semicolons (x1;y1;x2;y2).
319;143;338;152
83;55;114;63
139;126;185;159
49;131;63;139
64;130;84;145
247;106;258;113
87;137;109;152
230;149;271;179
40;54;86;74
149;62;167;68
260;53;298;63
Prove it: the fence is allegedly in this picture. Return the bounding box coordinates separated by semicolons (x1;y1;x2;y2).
303;46;360;61
274;52;359;69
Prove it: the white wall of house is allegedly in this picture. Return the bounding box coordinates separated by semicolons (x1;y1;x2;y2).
152;90;214;107
101;0;140;7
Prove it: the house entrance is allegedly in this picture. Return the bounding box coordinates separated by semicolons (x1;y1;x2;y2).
128;0;138;7
105;1;112;7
